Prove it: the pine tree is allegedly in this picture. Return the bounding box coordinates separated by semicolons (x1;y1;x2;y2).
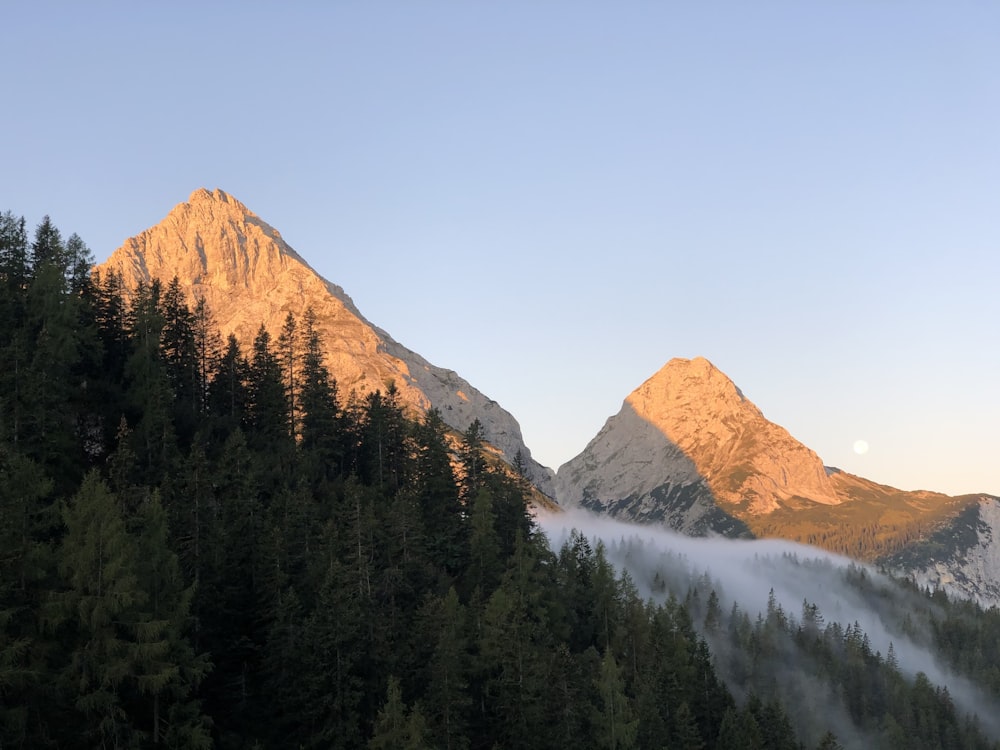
57;471;142;747
816;730;844;750
18;217;91;487
276;311;300;438
369;676;431;750
246;324;291;455
190;297;222;417
672;701;705;750
198;429;265;741
465;489;501;599
413;409;465;575
299;307;342;481
133;495;212;747
458;419;485;499
125;279;177;486
358;386;408;490
160;277;199;443
593;649;638;749
299;557;366;749
0;213;29;450
423;588;471;750
715;706;763;750
0;449;55;746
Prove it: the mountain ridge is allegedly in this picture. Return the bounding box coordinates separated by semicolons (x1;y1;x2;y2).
554;354;1000;605
98;189;999;606
98;188;555;495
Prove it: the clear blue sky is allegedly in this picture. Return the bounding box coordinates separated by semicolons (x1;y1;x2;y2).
4;2;998;496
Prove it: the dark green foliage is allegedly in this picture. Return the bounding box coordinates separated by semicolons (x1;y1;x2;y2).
4;212;1000;750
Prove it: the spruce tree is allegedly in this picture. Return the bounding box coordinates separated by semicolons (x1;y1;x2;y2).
413;409;464;575
0;450;55;746
58;471;142;747
423;588;471;750
593;649;638;750
299;307;342;482
133;494;212;747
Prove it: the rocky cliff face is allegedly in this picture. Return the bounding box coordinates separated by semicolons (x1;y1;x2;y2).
98;188;553;495
887;495;1000;608
555;357;839;533
554;356;1000;606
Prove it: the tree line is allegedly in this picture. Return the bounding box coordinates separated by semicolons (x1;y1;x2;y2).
2;211;998;749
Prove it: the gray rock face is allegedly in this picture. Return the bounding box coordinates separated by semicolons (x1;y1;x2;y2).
889;496;1000;609
554;356;1000;608
98;188;553;495
555;356;838;525
554;399;749;536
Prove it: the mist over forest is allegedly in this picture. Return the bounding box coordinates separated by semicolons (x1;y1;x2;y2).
4;211;1000;749
539;510;1000;747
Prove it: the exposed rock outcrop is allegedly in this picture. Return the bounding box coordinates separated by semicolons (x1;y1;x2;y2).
555;357;838;533
554;356;1000;606
98;188;553;495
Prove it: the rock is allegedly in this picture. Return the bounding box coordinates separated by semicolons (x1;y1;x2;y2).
98;188;554;495
555;357;838;528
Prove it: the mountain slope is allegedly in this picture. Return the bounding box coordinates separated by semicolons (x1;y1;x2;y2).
98;188;553;494
556;357;839;533
554;356;1000;604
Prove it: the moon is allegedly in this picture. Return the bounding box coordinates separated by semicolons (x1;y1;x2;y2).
853;439;869;455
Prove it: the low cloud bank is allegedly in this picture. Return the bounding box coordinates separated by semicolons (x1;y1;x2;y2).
537;509;999;746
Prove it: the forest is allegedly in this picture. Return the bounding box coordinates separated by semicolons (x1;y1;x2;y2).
1;211;999;749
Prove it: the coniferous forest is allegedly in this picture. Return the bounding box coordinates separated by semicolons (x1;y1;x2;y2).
2;212;1000;749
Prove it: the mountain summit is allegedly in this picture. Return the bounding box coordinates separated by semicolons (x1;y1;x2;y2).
623;356;839;512
555;356;1000;606
555;356;838;533
99;188;553;494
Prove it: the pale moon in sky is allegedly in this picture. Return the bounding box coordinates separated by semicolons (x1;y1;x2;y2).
853;439;869;455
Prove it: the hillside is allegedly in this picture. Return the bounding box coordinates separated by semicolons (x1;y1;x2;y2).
97;188;554;495
553;357;1000;605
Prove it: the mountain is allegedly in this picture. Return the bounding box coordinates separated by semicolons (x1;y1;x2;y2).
555;357;839;531
885;495;1000;608
98;188;554;495
554;356;1000;605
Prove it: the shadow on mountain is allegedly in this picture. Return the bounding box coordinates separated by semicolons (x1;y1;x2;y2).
561;400;753;539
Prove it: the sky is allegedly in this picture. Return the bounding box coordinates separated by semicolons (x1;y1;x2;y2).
4;2;999;496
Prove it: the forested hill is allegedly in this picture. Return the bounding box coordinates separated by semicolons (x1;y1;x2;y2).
2;211;999;749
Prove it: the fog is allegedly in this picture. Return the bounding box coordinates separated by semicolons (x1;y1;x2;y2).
536;509;999;746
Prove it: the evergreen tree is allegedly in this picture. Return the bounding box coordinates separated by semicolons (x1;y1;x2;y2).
57;471;142;748
0;449;55;746
246;324;291;457
673;701;705;750
160;277;199;443
465;489;502;599
458;418;485;499
593;649;638;750
423;588;471;750
208;333;248;435
299;307;342;481
124;279;177;486
277;311;300;438
191;297;222;418
358;385;408;490
0;213;29;450
132;495;212;747
369;676;431;750
413;408;465;575
19;217;92;486
816;730;844;750
715;706;763;750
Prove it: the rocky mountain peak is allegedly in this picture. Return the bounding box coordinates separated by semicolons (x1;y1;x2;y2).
98;189;554;495
555;356;839;524
628;356;839;513
628;357;756;421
